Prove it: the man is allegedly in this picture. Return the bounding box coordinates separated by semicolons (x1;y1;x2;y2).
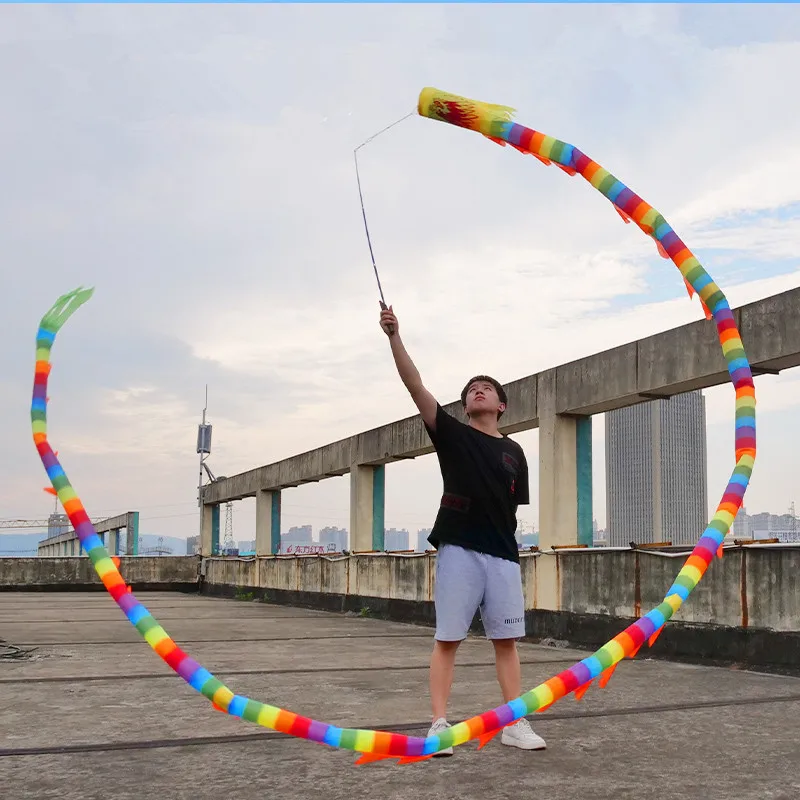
379;304;546;755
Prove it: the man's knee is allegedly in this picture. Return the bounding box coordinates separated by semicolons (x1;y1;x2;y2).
491;637;518;651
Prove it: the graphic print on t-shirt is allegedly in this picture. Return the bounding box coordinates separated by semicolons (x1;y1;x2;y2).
502;452;519;474
441;493;471;513
502;452;519;499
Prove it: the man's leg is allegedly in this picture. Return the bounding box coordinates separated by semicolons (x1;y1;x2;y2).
481;555;546;751
491;638;522;702
430;640;460;721
428;544;485;755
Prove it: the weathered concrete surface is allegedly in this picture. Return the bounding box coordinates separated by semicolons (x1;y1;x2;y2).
203;546;800;633
2;592;799;800
0;556;200;590
205;553;541;609
204;288;800;502
559;547;800;632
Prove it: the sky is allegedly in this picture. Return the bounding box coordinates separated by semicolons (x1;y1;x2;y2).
1;4;799;546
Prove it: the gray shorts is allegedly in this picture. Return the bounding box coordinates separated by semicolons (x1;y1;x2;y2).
434;543;526;641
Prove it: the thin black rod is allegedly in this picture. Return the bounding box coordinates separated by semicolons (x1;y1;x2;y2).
354;149;385;305
353;111;415;308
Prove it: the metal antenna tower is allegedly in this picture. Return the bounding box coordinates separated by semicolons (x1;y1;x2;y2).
196;385;214;533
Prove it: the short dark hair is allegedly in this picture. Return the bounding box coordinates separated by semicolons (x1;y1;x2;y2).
461;375;508;419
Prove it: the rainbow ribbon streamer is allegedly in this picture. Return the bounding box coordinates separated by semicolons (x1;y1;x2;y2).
31;87;755;765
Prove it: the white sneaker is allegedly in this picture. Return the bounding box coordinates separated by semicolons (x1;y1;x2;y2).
500;717;547;750
427;717;454;757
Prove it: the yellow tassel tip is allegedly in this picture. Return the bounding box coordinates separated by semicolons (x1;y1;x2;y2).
417;87;516;136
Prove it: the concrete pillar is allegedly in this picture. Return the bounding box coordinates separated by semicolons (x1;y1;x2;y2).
255;489;281;555
201;505;212;556
576;416;593;547
537;371;593;610
106;529;118;556
126;513;139;556
201;504;220;556
373;465;385;550
349;464;385;552
211;505;220;555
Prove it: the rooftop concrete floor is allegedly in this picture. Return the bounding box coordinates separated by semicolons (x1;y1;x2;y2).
1;591;799;800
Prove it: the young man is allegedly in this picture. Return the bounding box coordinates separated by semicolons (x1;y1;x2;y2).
379;304;546;755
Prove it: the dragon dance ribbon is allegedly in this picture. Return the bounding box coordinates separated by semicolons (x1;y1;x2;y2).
30;87;755;765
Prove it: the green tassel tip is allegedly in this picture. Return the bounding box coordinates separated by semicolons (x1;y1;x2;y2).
40;287;95;333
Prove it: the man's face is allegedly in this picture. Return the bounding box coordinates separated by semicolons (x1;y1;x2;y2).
464;380;505;419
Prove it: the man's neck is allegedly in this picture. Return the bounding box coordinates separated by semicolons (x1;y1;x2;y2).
468;415;503;438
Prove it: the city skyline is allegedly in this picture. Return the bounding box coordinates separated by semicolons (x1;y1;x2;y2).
5;499;800;557
732;507;800;544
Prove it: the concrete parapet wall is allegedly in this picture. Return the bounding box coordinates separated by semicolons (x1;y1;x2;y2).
560;547;800;631
0;556;200;590
202;546;800;633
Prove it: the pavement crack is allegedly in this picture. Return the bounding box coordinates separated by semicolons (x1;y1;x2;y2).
3;693;799;759
0;658;580;685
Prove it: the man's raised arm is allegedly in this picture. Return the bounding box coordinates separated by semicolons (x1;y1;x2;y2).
379;305;438;431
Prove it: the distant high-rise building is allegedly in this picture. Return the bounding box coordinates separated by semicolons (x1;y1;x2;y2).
733;507;800;543
606;391;707;547
593;528;608;547
186;535;200;555
287;525;312;542
280;524;313;552
384;528;410;551
416;528;433;552
319;526;348;552
47;512;69;539
591;519;608;547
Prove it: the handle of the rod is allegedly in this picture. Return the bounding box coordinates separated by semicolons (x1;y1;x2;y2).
379;301;395;336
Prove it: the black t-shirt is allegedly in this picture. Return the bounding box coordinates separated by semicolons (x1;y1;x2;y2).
424;404;529;563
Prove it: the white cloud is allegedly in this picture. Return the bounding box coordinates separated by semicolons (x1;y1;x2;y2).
59;387;194;458
672;146;800;231
687;218;800;265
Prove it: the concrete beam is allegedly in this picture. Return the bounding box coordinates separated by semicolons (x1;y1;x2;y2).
37;511;140;556
203;287;800;504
